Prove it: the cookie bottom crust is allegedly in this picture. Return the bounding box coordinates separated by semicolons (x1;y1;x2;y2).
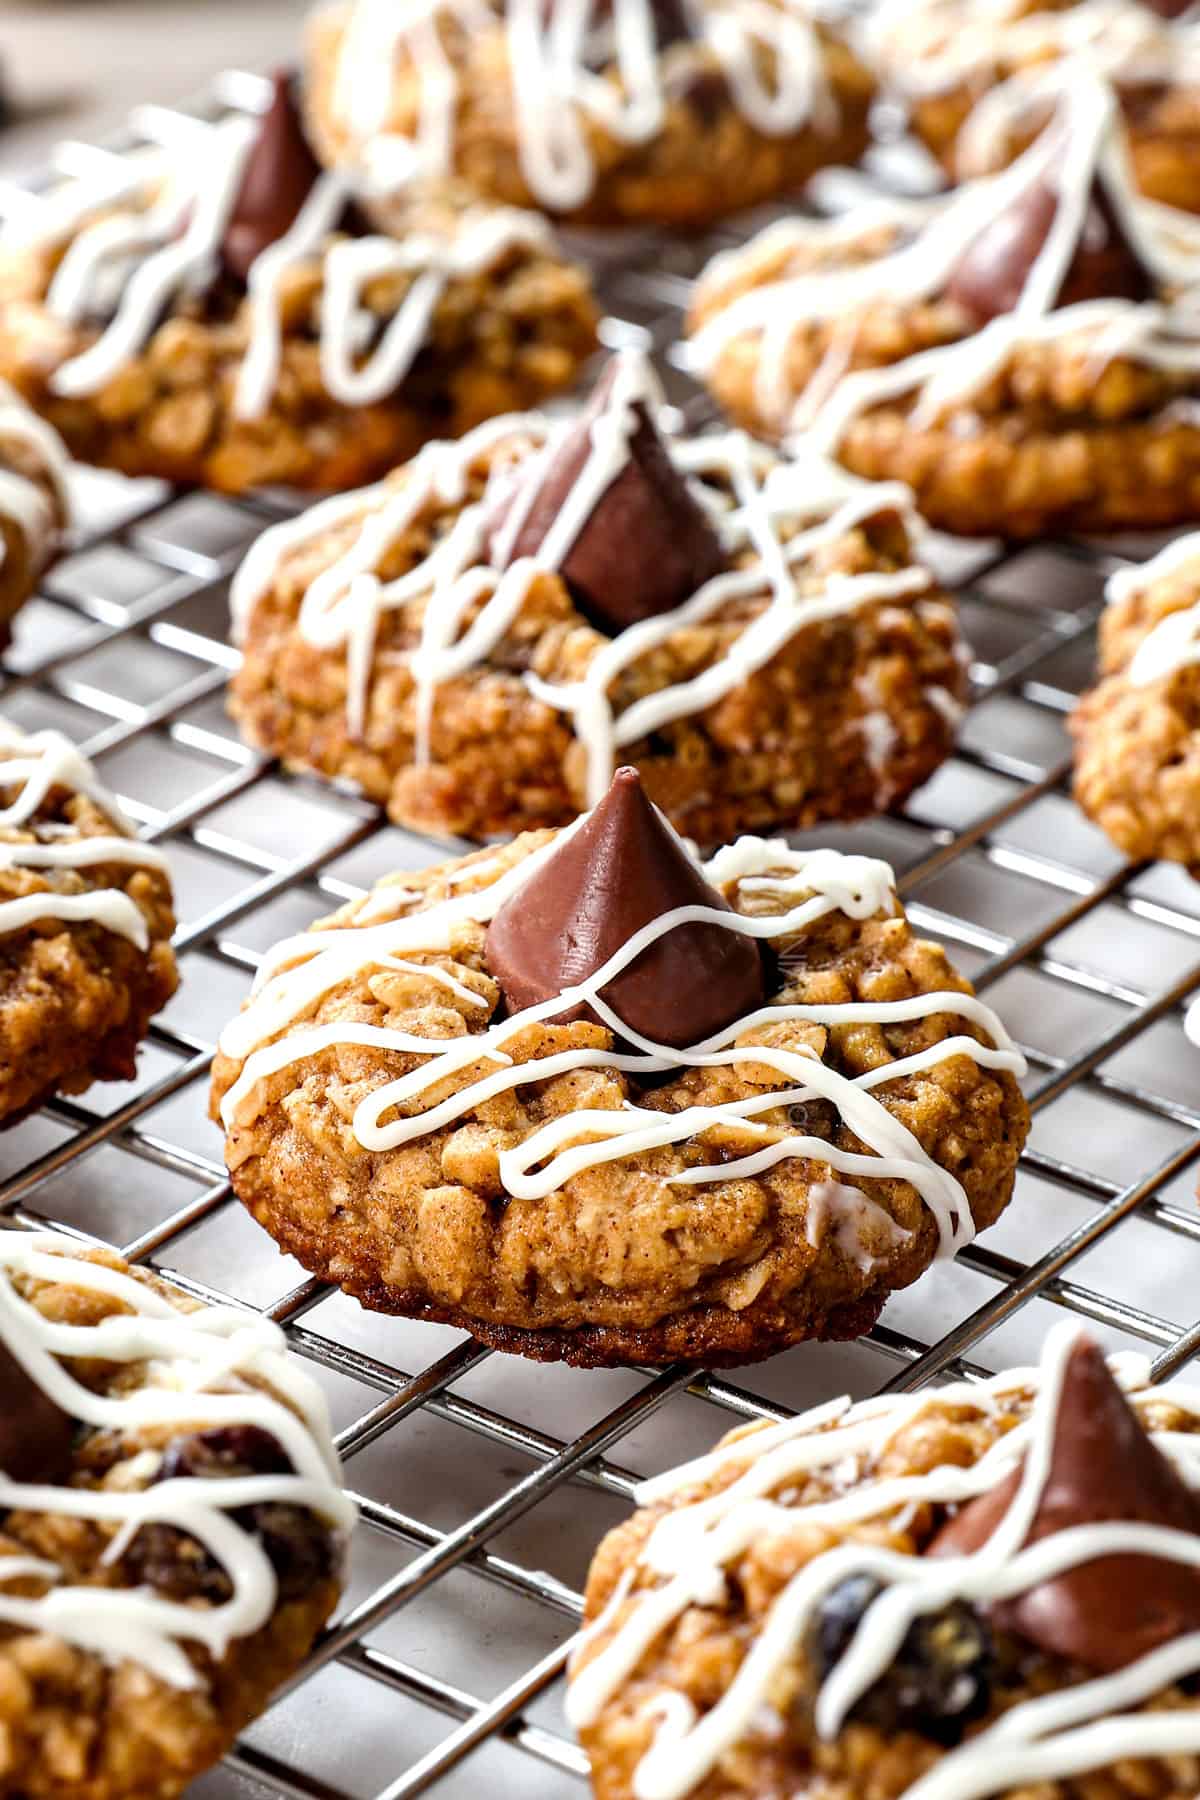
235;1191;891;1367
707;362;1200;536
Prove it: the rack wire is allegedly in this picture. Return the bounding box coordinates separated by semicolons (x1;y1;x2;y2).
4;67;1200;1800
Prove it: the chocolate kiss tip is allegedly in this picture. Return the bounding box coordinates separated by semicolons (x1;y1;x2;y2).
945;160;1155;327
929;1333;1200;1672
0;1340;75;1486
221;68;324;285
485;353;726;636
484;765;765;1050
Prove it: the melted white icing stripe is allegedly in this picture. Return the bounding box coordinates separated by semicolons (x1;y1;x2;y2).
330;0;835;214
229;351;938;802
0;382;70;578
0;1231;354;1688
1102;533;1200;687
219;831;1025;1256
0;721;168;949
6;109;552;417
864;0;1200;106
689;78;1200;444
566;1323;1200;1800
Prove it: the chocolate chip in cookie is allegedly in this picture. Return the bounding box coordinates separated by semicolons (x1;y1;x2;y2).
486;354;726;635
946;148;1154;326
0;1340;75;1486
929;1335;1200;1671
221;69;326;284
485;764;766;1048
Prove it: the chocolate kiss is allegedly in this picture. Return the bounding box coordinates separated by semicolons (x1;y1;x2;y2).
0;1339;74;1486
1136;0;1194;17
221;70;324;284
486;357;726;636
929;1336;1200;1672
484;766;766;1049
946;168;1155;327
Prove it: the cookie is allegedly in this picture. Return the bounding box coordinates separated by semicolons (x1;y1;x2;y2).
689;79;1200;538
0;721;178;1125
570;1322;1200;1800
228;352;967;844
1072;532;1200;865
0;1229;354;1800
865;0;1200;213
0;75;597;495
211;765;1029;1369
0;381;69;639
304;0;875;232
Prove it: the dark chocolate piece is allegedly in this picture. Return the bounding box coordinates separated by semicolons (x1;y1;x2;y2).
221;70;324;284
929;1335;1200;1672
946;162;1155;326
1136;0;1194;18
485;765;766;1049
486;356;726;635
0;1339;74;1486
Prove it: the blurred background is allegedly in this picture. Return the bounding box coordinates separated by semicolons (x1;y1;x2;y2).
1;1;302;168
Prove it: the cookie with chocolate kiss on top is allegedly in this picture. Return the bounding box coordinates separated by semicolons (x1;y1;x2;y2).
690;79;1200;538
227;352;967;845
0;1231;353;1800
864;0;1200;214
0;74;597;494
570;1324;1200;1799
211;767;1028;1367
303;0;876;233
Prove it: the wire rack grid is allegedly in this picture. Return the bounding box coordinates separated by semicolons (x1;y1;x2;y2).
4;67;1200;1800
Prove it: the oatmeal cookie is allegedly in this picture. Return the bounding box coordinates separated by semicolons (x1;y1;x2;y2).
211;766;1029;1369
1071;533;1200;865
229;352;966;844
570;1323;1200;1800
0;1229;354;1800
0;722;178;1125
304;0;874;233
0;75;597;495
689;80;1200;538
864;0;1200;212
0;383;69;639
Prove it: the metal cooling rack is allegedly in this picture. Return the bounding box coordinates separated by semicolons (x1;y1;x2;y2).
5;67;1200;1800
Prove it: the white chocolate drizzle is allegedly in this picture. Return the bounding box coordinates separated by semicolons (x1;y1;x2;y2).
1102;532;1200;687
688;78;1200;446
566;1322;1200;1800
229;352;943;805
218;829;1025;1257
863;0;1200;131
327;0;836;215
0;383;69;583
0;110;553;420
0;721;169;951
0;1231;354;1689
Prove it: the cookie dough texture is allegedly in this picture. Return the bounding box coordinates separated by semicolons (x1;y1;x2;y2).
690;221;1200;539
0;186;598;495
575;1376;1200;1800
230;431;966;843
1072;552;1200;866
0;1245;342;1800
305;2;875;231
211;837;1029;1368
0;760;177;1126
